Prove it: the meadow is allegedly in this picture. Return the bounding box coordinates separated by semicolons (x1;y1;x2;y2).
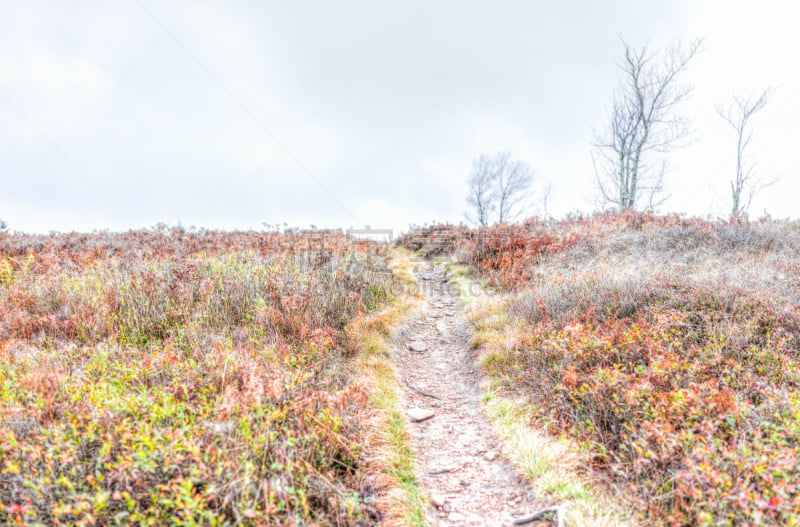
6;214;800;526
0;228;404;526
401;212;800;526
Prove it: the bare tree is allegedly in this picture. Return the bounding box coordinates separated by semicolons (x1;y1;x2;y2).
593;37;703;210
465;155;496;227
717;87;775;220
539;182;553;219
494;152;534;223
465;151;534;225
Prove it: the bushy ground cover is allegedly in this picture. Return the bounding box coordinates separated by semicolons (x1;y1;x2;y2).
0;228;400;526
401;212;800;526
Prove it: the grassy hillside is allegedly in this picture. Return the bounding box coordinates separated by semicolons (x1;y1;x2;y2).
0;228;406;526
400;212;800;526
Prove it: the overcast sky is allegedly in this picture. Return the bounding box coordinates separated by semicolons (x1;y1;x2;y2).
1;1;798;234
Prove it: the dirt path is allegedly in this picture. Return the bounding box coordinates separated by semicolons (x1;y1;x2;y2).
392;261;538;526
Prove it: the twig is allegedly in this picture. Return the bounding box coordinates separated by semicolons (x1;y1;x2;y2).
403;379;440;400
514;505;566;526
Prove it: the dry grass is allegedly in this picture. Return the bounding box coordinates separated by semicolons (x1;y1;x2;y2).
446;264;634;527
0;229;406;526
482;394;633;527
348;248;427;527
408;214;800;525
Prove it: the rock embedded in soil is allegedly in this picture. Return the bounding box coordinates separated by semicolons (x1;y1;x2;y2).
428;463;460;475
429;493;446;508
484;450;497;462
408;407;436;422
447;512;466;522
408;341;429;352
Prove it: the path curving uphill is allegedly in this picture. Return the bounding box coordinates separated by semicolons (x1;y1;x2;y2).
392;260;538;526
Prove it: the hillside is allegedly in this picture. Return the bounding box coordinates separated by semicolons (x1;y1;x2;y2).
400;211;800;525
0;229;414;526
4;215;800;526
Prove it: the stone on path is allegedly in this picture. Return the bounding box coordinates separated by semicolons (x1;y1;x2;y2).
429;493;446;508
447;512;466;522
428;462;460;475
408;341;428;352
408;407;436;422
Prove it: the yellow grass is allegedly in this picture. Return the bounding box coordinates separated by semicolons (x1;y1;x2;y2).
349;249;427;527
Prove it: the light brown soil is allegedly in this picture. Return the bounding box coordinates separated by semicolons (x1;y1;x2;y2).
392;261;540;526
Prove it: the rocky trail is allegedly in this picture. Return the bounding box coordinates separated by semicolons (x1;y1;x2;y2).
392;261;541;526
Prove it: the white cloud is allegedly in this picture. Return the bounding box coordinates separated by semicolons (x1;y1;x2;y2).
1;1;798;232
